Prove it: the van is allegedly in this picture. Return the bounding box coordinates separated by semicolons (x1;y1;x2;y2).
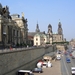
17;70;34;75
56;54;61;60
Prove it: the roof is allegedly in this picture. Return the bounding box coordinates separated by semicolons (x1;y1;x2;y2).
42;34;47;38
43;52;55;57
71;67;75;69
28;32;43;37
18;70;32;73
34;33;47;38
28;32;37;36
28;36;33;38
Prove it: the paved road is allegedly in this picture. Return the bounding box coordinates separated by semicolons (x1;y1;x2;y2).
60;45;75;75
33;60;61;75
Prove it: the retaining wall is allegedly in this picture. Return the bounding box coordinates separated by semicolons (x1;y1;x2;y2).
0;45;55;75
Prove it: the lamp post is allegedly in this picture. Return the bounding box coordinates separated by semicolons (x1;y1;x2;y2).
3;24;6;49
3;32;6;48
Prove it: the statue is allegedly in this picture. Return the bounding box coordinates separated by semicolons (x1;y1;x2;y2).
22;12;24;18
2;5;10;18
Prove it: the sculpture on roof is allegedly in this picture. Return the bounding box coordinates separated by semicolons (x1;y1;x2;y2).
1;5;10;18
0;3;3;15
22;12;24;18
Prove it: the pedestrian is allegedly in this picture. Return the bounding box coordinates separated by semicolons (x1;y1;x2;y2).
10;45;12;50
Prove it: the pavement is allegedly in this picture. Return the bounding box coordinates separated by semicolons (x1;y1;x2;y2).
33;60;62;75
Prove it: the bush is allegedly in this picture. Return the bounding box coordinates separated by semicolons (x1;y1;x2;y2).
16;43;19;46
20;43;22;46
46;42;50;44
52;41;69;45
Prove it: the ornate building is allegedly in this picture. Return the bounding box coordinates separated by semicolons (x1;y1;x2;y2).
28;22;43;46
53;21;63;42
0;3;28;48
34;33;50;46
58;21;63;35
47;24;53;44
29;20;65;46
35;22;40;32
11;13;28;45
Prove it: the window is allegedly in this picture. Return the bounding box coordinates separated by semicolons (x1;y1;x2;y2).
36;38;38;41
36;43;38;45
60;37;61;39
17;30;18;36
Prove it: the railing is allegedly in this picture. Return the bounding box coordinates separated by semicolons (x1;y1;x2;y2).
0;46;43;53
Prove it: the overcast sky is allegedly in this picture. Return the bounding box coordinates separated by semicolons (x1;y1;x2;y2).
1;0;75;41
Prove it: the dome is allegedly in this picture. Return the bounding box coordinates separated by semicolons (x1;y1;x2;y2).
48;24;52;28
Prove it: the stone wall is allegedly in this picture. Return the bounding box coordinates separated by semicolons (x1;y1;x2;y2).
56;45;65;51
0;45;55;75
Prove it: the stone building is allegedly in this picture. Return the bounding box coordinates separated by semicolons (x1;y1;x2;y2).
70;39;75;46
28;22;44;46
11;13;28;45
28;20;65;46
34;33;49;46
52;21;63;42
27;17;66;47
47;24;53;44
0;3;28;48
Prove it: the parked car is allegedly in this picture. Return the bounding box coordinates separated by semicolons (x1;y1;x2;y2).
71;67;75;75
56;54;61;60
17;70;34;75
64;52;67;55
72;56;75;59
57;50;61;54
70;53;72;56
32;68;43;73
66;57;71;63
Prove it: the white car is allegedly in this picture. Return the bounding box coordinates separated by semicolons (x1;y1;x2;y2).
56;54;61;60
17;70;34;75
71;67;75;75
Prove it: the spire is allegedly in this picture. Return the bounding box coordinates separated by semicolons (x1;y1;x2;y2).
35;21;40;32
58;19;61;28
48;24;52;33
58;19;63;35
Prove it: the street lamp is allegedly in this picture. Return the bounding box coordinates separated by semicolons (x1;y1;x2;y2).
3;25;6;48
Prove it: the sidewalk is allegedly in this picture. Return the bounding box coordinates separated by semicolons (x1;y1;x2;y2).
33;60;61;75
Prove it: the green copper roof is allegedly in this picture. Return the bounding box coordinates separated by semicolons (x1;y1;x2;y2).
34;33;47;38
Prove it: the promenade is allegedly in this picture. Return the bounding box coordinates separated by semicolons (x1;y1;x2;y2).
34;60;61;75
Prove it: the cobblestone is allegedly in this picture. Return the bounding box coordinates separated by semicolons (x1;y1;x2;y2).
33;60;61;75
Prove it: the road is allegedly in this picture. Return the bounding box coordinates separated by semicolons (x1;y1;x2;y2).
33;45;75;75
61;45;75;75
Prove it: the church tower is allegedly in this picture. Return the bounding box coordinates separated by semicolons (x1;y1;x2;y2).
58;20;63;35
47;24;53;44
35;22;40;32
48;24;52;36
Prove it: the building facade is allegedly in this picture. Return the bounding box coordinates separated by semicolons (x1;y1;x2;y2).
52;21;63;42
0;4;28;48
34;33;49;46
33;21;65;46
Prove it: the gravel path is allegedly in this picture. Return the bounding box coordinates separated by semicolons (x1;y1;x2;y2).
33;60;62;75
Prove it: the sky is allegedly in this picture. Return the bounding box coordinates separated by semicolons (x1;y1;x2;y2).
0;0;75;41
